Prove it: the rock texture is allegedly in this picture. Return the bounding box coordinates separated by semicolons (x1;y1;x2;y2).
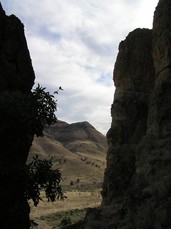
103;28;155;207
82;0;171;228
0;4;35;229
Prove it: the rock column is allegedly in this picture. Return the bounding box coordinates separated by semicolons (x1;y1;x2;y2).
0;4;35;228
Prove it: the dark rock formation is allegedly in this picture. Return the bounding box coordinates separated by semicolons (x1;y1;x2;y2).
103;28;155;206
0;3;35;92
82;0;171;228
0;3;35;229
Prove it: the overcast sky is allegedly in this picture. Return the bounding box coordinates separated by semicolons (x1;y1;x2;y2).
1;0;159;134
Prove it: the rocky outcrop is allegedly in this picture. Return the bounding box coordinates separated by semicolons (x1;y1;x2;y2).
102;28;155;206
0;4;35;229
0;3;35;92
83;0;171;228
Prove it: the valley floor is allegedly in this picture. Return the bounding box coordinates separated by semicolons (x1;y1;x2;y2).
30;189;102;228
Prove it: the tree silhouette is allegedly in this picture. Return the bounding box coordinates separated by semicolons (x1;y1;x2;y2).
0;84;62;228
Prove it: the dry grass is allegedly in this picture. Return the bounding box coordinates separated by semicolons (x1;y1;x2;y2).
28;123;107;228
30;189;102;228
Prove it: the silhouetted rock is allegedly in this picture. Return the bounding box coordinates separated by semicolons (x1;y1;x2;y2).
103;28;155;206
0;4;35;92
83;0;171;228
0;4;35;229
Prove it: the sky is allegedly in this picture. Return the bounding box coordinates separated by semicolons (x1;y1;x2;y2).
1;0;159;135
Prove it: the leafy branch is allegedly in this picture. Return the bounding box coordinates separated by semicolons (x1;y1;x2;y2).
25;156;64;206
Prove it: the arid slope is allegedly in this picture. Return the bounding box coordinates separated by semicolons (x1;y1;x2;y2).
28;120;107;188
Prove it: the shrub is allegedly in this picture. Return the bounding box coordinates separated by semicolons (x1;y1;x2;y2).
25;156;64;206
60;216;72;227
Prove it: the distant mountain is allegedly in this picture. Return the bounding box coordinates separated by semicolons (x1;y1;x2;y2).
28;120;108;188
46;120;107;154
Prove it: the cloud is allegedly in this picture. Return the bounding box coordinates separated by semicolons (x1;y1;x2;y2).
1;0;159;134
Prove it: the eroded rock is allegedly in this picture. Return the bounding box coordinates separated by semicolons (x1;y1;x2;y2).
83;0;171;228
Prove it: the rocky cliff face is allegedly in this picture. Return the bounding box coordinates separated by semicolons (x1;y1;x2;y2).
0;3;35;92
0;4;35;229
83;0;171;228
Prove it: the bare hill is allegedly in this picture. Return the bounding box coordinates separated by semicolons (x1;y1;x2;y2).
28;120;107;189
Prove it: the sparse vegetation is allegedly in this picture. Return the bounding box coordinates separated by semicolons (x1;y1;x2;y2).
76;178;80;183
60;215;72;227
31;197;99;228
70;181;74;186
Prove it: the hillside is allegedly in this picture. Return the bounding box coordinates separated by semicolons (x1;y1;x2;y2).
28;120;108;189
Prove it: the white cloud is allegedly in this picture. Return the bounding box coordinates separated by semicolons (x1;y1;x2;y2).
1;0;159;134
